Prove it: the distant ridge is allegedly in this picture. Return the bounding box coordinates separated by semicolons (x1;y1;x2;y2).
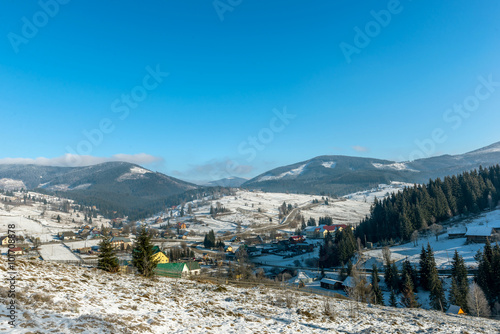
242;141;500;195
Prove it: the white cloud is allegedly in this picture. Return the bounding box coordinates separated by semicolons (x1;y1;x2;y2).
0;153;163;167
352;145;369;153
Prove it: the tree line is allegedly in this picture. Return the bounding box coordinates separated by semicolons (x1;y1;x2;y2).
356;165;500;243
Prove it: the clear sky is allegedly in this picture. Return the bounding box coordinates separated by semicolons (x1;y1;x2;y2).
1;0;500;183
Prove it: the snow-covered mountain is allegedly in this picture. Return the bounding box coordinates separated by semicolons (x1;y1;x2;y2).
0;162;197;216
243;141;500;195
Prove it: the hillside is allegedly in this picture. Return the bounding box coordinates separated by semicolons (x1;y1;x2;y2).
243;141;500;195
0;162;197;218
1;259;498;333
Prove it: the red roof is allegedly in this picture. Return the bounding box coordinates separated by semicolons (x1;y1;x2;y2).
10;247;22;252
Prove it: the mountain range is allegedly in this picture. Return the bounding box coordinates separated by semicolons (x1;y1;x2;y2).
241;141;500;195
1;141;499;217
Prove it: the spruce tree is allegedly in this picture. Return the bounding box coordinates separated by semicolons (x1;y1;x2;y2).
419;244;430;290
389;289;397;307
427;245;446;311
449;250;469;312
97;237;119;273
132;226;159;277
400;273;419;308
371;264;384;305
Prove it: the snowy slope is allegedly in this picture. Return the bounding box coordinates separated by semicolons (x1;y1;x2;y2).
1;259;498;334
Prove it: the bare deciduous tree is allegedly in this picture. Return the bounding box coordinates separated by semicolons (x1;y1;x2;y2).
411;230;419;247
429;224;443;241
467;282;491;318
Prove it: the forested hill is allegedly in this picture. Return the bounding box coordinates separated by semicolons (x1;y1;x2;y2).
355;164;500;243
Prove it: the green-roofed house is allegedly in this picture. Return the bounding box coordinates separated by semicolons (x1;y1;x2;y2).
155;261;201;278
155;263;189;278
186;261;201;276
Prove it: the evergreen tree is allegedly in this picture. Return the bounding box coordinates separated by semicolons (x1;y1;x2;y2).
401;257;418;291
389;289;397;307
427;244;447;311
97;237;119;273
371;264;384;305
419;245;430;290
132;227;159;277
449;250;469;312
400;273;419;308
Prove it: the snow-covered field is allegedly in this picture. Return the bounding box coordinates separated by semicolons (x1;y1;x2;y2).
175;189;374;237
363;208;500;270
343;181;413;203
38;244;80;261
1;259;497;333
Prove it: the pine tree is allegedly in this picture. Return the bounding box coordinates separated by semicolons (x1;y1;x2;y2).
401;257;418;291
427;245;447;311
449;250;469;312
132;227;159;277
419;244;430;290
371;264;384;305
400;273;419;308
389;289;397;307
97;237;119;273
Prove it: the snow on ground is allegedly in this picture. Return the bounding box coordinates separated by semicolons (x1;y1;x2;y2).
344;181;414;203
182;190;373;237
258;163;309;181
38;244;80;261
64;239;103;250
321;161;336;169
0;191;111;242
117;166;152;181
1;258;497;334
371;162;419;172
0;178;26;190
363;208;500;270
303;200;371;225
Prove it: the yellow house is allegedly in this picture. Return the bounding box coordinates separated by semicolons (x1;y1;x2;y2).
152;246;169;264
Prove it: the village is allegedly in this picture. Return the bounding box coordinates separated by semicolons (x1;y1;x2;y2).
2;183;500;314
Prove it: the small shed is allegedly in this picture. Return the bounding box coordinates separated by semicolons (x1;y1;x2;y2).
291;271;314;285
465;226;494;243
320;278;343;290
446;305;465;315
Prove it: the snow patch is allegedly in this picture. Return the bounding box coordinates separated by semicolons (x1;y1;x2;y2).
258;163;308;182
0;178;26;190
117;166;152;181
321;161;336;169
372;162;419;172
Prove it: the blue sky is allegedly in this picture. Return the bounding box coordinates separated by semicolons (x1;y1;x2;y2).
1;0;500;182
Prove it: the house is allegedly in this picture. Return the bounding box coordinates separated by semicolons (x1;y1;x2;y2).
58;231;76;240
77;247;92;254
245;235;264;245
177;222;187;230
110;229;121;237
110;237;132;250
224;245;234;253
291;271;314;285
186;261;201;275
229;236;241;242
155;263;190;278
8;247;23;255
448;227;467;239
152;246;169;264
246;246;262;257
446;305;465;315
289;235;306;244
304;224;349;239
0;236;11;246
465;226;494;243
320;278;343;290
